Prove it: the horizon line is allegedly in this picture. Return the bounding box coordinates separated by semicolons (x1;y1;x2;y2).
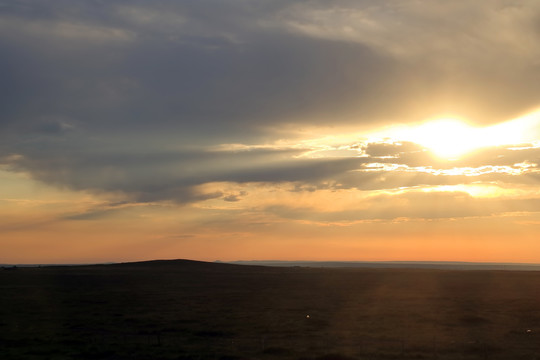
4;259;540;267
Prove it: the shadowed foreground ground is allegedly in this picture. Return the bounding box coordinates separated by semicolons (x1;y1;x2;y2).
1;260;540;359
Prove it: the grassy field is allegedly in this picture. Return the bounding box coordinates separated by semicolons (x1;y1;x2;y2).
2;260;540;359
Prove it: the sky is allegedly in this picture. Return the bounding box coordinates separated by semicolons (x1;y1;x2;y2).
1;0;540;264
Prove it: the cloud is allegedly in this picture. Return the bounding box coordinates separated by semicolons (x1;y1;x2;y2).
0;16;134;43
265;190;540;223
275;1;540;123
223;191;247;202
3;131;540;205
0;145;367;203
1;0;539;206
279;1;540;59
3;0;538;138
364;141;424;157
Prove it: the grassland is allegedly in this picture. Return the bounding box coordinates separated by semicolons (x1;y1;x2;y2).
2;260;540;359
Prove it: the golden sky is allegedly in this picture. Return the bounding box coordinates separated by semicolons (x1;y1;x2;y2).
1;1;540;264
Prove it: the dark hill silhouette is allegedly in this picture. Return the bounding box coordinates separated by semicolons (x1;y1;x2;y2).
98;258;276;273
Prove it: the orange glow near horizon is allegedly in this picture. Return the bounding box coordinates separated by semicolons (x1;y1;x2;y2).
4;216;540;264
3;110;540;264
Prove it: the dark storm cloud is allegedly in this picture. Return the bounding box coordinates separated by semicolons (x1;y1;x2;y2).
1;0;539;203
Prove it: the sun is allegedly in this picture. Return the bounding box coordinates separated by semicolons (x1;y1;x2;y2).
389;112;539;160
409;118;478;159
360;110;540;161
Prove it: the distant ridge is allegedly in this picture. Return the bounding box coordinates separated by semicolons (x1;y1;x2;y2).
228;260;540;271
117;259;212;266
4;259;540;271
95;259;246;270
2;259;227;269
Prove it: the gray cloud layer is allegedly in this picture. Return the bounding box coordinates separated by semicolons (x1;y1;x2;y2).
1;1;540;203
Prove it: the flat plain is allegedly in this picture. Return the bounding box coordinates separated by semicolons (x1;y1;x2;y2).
2;260;540;360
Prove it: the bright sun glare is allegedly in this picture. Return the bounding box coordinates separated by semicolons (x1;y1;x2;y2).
376;111;540;160
410;118;476;158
